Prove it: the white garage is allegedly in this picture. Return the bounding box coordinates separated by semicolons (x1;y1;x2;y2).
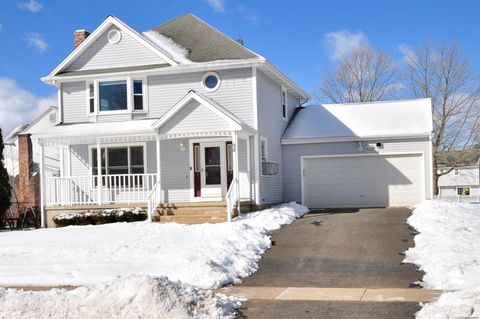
301;154;425;208
281;99;434;208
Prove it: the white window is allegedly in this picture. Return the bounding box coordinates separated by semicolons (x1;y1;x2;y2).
91;145;144;176
260;137;268;163
87;78;145;114
282;88;288;121
457;187;470;196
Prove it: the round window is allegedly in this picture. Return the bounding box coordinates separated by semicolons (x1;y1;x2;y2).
202;72;220;91
107;29;122;44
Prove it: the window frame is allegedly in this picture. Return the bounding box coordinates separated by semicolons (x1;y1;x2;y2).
201;71;221;92
260;137;268;163
456;187;471;196
88;143;147;178
281;87;288;121
86;77;147;116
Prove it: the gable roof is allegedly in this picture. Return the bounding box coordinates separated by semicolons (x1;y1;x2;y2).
438;149;480;167
283;98;433;143
150;13;261;62
48;16;179;77
152;90;251;132
5;106;57;142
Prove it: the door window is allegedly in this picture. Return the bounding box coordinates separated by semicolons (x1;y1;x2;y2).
204;146;221;185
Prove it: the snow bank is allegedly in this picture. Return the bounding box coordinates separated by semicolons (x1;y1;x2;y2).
404;200;480;318
0;275;239;319
0;202;308;288
404;201;480;290
143;31;191;64
416;289;480;319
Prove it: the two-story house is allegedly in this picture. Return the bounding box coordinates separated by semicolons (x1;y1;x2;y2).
35;13;433;228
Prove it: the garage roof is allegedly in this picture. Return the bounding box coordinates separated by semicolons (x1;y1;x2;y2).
283;98;433;143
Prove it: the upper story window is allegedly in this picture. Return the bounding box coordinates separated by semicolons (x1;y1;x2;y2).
99;80;127;111
202;72;220;92
282;88;288;121
133;80;143;110
88;78;145;114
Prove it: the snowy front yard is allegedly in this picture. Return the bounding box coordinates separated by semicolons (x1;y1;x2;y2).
0;203;308;318
405;200;480;318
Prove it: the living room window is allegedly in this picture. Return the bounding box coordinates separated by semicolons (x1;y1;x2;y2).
91;145;145;175
133;80;144;111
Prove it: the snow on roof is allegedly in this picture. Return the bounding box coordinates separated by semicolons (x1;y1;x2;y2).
35;118;158;139
283;98;433;141
142;30;191;64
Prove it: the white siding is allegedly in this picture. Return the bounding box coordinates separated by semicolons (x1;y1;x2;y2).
148;68;253;126
439;186;480;199
66;26;166;71
160;139;190;202
70;145;90;176
438;166;479;187
159;100;230;135
256;70;300;204
282;138;433;203
62;81;87;123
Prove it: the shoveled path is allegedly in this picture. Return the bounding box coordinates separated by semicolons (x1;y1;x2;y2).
232;207;425;318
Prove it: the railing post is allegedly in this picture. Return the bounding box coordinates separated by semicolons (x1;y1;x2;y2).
96;140;102;205
156;135;161;203
233;132;241;216
39;141;46;228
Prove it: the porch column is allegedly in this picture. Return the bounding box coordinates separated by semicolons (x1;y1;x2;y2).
156;135;161;201
39;141;45;228
253;134;261;206
96;140;102;205
66;145;71;176
59;147;64;177
246;136;251;203
233;132;241;216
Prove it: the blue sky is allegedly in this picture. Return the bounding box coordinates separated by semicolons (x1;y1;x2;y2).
1;0;479;132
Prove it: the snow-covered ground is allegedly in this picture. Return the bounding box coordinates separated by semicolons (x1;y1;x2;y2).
404;200;480;318
0;202;307;288
0;275;239;319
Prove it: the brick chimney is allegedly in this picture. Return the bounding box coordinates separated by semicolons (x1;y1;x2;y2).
18;134;39;211
74;29;90;48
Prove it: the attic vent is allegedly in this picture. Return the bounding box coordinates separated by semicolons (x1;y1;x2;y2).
107;29;122;44
49;112;57;123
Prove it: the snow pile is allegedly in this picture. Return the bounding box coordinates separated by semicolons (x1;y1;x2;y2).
0;275;239;319
416;289;480;319
404;200;480;318
0;202;308;288
143;30;191;64
405;201;480;290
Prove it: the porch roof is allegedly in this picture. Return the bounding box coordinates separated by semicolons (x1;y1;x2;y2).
34;118;158;145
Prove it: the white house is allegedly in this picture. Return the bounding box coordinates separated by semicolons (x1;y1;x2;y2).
33;13;433;227
438;151;480;201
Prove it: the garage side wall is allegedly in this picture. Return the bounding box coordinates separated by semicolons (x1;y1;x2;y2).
282;138;433;203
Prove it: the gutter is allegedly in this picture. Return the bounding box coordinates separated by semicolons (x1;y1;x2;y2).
281;134;433;145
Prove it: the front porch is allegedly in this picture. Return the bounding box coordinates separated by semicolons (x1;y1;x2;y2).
38;92;259;227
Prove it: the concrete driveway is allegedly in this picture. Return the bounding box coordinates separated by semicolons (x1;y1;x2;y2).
236;207;424;318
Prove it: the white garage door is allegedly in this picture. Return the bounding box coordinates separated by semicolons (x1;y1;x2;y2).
302;154;424;208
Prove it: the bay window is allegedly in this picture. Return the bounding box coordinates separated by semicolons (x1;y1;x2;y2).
87;78;145;114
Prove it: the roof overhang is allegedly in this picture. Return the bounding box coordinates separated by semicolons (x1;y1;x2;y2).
282;133;432;145
43;58;310;101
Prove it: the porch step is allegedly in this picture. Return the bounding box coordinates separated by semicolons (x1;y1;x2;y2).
153;201;236;224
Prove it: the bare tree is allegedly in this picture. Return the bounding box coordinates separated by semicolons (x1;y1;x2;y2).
318;45;399;103
404;41;480;194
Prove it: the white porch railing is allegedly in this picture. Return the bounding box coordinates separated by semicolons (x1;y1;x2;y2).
147;180;162;222
45;174;157;206
226;177;238;222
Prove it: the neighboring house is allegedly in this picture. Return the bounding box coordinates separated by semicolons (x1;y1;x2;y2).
437;150;480;201
4;106;60;178
34;13;433;228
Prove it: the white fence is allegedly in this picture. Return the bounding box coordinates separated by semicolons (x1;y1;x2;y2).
45;174;158;206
